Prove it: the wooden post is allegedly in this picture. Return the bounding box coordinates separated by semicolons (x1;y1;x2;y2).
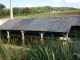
66;33;69;40
7;31;10;43
21;31;25;45
0;31;2;42
40;32;45;42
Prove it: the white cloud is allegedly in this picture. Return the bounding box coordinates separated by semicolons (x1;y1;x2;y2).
51;0;64;7
43;0;50;6
52;0;63;3
25;4;37;8
65;0;80;3
43;2;49;5
52;0;80;3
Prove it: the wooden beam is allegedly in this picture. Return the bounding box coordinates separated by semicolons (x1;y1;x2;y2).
40;32;45;42
21;31;25;45
66;32;69;40
7;31;10;43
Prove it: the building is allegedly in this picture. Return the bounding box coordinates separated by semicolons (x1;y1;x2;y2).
0;16;80;45
51;10;60;13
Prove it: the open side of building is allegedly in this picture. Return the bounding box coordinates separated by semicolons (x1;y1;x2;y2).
0;16;80;45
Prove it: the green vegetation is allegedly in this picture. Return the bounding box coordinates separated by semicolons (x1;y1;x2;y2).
14;12;80;19
0;3;80;19
0;3;80;60
0;36;80;60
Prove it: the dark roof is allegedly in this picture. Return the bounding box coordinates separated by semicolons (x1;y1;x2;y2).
0;16;80;33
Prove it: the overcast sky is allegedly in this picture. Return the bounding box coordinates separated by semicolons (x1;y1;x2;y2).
0;0;80;8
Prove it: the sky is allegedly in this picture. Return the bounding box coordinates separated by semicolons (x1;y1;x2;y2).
0;0;80;8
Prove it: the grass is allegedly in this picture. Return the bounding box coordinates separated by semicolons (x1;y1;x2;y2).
0;36;80;60
0;43;30;60
0;54;3;60
14;12;80;19
0;11;80;19
28;39;80;60
0;38;80;60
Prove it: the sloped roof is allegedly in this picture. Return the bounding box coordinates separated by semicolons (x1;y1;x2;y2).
0;16;80;33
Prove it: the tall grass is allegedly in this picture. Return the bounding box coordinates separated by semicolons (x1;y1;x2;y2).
0;36;80;60
28;37;80;60
0;37;29;60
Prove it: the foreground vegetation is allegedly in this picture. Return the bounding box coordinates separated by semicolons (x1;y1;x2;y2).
0;37;80;60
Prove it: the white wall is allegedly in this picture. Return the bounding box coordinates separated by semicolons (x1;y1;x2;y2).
0;19;8;25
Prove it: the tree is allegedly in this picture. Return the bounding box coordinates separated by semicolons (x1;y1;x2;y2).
0;3;6;17
22;8;31;15
0;3;5;10
13;7;19;15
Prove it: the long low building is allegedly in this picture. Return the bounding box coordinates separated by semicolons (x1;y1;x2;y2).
0;16;80;45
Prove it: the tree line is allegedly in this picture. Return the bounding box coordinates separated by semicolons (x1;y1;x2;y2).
0;3;80;18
